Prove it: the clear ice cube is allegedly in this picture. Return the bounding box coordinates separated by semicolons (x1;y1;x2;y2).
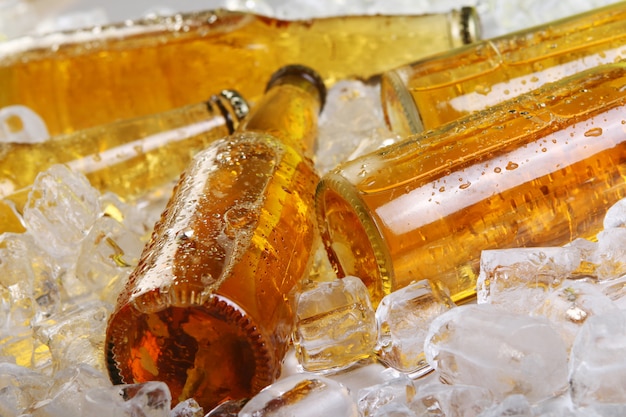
23;164;100;260
424;304;569;403
238;374;358;417
357;373;416;417
569;309;626;407
533;279;618;351
375;279;454;374
408;383;494;417
293;276;377;373
477;247;581;313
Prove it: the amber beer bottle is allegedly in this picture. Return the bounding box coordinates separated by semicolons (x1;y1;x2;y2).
0;90;248;234
0;7;479;135
316;62;626;306
381;2;626;136
105;65;325;410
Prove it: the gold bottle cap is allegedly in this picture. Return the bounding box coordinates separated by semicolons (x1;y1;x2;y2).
265;64;327;111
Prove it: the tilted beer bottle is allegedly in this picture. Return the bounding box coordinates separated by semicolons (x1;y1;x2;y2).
0;90;248;234
381;2;626;136
105;64;325;410
0;7;479;135
317;62;626;306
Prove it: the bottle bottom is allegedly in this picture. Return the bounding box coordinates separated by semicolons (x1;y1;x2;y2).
106;294;275;411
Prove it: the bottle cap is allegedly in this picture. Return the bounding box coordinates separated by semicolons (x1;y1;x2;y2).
212;89;249;133
460;7;482;44
265;64;327;111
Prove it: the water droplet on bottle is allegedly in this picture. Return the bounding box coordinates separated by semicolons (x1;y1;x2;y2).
584;127;603;137
505;161;519;170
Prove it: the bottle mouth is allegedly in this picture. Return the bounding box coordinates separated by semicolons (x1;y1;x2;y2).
106;294;275;410
380;68;425;137
211;89;250;133
265;64;328;111
459;6;482;45
315;172;394;307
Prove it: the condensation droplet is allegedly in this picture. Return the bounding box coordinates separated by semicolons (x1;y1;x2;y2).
584;127;603;137
505;161;519;170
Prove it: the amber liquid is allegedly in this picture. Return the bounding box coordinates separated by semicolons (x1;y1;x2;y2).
0;9;476;135
106;74;322;410
318;63;626;305
382;1;626;135
0;96;243;234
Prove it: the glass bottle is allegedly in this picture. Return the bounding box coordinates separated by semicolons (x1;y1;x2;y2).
0;7;479;136
0;90;248;234
105;64;325;411
316;62;626;306
381;2;626;136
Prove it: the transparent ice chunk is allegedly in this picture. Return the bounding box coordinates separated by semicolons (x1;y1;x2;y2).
569;309;626;408
33;300;111;373
594;228;626;281
204;398;248;416
170;398;204;417
603;197;626;229
315;80;399;175
0;362;52;417
408;383;494;417
533;279;618;351
477;247;581;313
357;373;416;417
293;276;377;373
239;374;358;417
82;381;172;417
24;164;101;259
476;394;531;417
74;214;142;304
28;364;111;416
424;304;569;403
375;279;454;374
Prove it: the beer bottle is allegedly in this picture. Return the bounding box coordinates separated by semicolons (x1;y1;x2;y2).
105;64;325;411
318;62;626;305
381;2;626;136
0;90;248;234
0;8;479;135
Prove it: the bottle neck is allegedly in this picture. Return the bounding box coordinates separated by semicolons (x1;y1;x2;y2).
236;74;323;160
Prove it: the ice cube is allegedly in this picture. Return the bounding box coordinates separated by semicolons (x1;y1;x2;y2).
375;279;454;374
424;304;569;403
33;300;111;373
204;398;249;416
74;215;142;304
0;363;51;417
293;276;377;373
81;381;171;417
170;398;204;417
372;402;417;417
603;197;626;229
594;228;626;281
357;373;416;417
477;247;581;313
238;374;358;417
569;309;626;407
532;279;618;351
408;383;494;417
23;164;100;260
28;364;111;416
477;394;531;417
315;80;399;174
